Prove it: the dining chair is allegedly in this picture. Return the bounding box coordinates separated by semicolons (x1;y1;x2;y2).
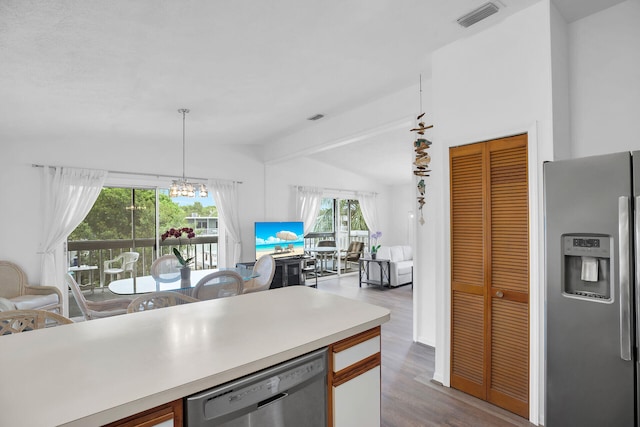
243;255;275;294
193;271;244;301
102;251;140;286
0;260;62;313
150;254;182;283
127;291;200;313
0;309;73;335
66;273;132;321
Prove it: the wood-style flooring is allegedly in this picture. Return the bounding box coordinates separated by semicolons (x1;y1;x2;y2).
317;273;536;427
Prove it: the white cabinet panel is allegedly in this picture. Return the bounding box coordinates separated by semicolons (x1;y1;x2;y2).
333;336;380;372
333;366;380;427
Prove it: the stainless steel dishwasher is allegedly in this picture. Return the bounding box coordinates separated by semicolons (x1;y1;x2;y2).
185;347;327;427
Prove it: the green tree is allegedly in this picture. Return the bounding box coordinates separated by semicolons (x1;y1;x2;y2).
69;187;218;242
314;198;335;232
70;188;132;240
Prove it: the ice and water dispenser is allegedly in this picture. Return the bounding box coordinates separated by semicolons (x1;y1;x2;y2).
561;234;612;302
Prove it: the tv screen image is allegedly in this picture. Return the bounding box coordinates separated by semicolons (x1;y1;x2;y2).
255;221;305;260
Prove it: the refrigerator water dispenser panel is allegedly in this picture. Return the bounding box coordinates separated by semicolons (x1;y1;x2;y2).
562;234;612;302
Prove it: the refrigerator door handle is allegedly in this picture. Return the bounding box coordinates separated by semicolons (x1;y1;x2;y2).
635;196;640;356
619;196;632;361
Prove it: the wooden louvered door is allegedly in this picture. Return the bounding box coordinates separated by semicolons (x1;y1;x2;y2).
450;134;529;418
450;142;487;400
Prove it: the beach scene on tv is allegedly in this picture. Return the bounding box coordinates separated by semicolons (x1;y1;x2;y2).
255;221;305;260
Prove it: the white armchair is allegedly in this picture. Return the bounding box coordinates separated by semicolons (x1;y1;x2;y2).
102;252;139;286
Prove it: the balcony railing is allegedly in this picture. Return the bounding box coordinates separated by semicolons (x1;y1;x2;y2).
67;236;218;288
304;231;370;251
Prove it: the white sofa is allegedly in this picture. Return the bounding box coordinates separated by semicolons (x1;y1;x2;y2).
368;245;413;287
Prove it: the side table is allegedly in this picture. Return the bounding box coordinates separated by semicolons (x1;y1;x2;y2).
359;258;391;288
68;265;99;293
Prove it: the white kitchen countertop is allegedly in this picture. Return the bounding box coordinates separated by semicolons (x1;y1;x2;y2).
0;286;390;426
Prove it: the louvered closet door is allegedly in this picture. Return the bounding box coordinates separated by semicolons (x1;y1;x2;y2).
449;134;529;418
486;135;529;417
450;142;486;400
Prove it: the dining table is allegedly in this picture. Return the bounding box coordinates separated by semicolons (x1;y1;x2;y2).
108;267;258;295
305;246;339;275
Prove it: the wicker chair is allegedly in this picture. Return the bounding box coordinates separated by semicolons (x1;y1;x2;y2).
66;273;132;321
0;309;73;335
193;271;244;301
150;254;182;283
0;260;62;313
127;291;200;313
243;255;275;294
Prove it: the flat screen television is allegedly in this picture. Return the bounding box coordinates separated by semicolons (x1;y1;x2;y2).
255;221;305;260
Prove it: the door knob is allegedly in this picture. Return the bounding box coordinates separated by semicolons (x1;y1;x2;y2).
496;291;504;298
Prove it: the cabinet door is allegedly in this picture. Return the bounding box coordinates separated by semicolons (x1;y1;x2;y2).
333;366;380;427
329;327;381;427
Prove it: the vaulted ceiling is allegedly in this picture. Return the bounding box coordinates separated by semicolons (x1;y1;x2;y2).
0;0;625;185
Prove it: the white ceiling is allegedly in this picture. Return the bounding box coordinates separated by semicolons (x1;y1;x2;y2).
0;0;625;185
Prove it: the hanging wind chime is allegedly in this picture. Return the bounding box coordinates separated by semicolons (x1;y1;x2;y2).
411;75;433;225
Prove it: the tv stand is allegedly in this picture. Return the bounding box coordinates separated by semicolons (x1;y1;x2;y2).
237;257;314;288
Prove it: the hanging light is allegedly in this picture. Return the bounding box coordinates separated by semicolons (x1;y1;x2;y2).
170;108;208;198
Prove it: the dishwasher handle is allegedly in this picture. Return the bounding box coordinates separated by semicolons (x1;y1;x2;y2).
257;392;289;409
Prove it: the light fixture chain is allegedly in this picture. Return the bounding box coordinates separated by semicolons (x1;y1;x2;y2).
170;108;206;198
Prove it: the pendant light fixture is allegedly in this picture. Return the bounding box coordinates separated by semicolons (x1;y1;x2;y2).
169;108;208;198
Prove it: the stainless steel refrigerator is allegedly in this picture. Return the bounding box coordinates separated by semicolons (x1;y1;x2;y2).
545;151;639;426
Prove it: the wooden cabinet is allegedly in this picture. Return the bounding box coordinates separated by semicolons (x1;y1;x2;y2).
328;327;381;427
104;400;183;427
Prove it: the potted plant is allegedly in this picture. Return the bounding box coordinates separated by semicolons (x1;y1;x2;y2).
161;227;195;284
370;231;382;259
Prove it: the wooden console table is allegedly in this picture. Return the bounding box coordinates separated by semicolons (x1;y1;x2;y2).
358;258;391;288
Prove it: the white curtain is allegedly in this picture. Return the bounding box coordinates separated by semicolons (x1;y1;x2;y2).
357;191;380;235
296;186;323;235
209;179;242;267
39;166;107;314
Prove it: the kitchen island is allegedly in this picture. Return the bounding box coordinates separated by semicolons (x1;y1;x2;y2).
0;286;390;426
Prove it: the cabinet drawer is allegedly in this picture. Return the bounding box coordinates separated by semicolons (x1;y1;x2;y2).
333;335;380;372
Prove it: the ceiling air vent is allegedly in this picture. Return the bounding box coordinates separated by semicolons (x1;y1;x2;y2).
457;2;500;28
307;114;325;121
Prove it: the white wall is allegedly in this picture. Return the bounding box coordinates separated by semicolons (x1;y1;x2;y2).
429;2;555;423
0;139;266;298
264;86;422;164
569;0;640;158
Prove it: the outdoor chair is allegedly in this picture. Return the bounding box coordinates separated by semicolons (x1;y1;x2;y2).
66;273;132;321
340;241;364;272
102;251;139;286
193;271;244;301
0;309;73;335
317;240;337;274
127;291;200;313
0;260;62;313
243;255;275;294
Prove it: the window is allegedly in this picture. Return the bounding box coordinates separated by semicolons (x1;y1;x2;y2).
308;197;368;250
67;187;219;287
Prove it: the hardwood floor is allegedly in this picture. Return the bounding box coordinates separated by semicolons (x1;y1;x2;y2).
317;273;536;427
